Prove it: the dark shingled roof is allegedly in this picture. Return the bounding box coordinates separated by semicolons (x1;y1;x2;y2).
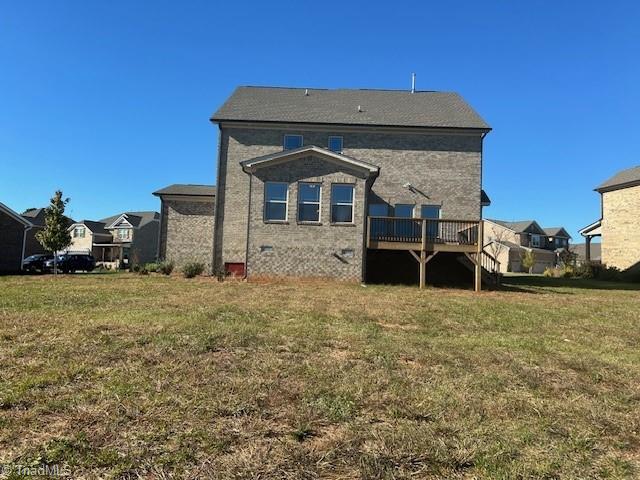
75;220;110;236
596;165;640;192
487;219;539;233
211;86;490;130
543;227;571;239
153;184;216;197
99;211;159;229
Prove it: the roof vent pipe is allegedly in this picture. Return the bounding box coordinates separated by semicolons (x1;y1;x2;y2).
357;105;362;112
304;89;309;96
411;73;416;93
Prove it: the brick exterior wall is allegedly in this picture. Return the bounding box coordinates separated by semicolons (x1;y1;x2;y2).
214;126;484;280
159;198;215;270
0;211;26;272
601;184;640;270
130;221;160;265
247;156;370;281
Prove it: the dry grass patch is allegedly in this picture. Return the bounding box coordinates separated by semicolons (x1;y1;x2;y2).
0;273;639;478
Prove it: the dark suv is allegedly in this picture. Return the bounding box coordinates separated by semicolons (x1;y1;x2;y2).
44;254;96;273
22;254;54;273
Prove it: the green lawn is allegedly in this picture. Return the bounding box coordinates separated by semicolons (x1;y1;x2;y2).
1;273;639;479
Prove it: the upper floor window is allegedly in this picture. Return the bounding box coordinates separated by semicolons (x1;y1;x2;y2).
264;182;289;222
328;136;343;153
420;205;441;219
331;184;355;224
394;204;414;218
283;134;303;150
73;226;85;238
531;234;541;248
117;228;130;240
298;183;321;223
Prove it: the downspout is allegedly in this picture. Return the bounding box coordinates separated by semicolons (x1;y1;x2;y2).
21;225;32;270
244;170;253;280
212;123;224;275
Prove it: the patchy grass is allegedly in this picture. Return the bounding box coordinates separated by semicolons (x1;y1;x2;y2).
0;273;639;478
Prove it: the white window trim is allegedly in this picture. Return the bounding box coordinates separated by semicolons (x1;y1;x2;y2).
331;183;355;225
328;135;343;153
74;226;85;238
283;134;303;150
297;182;322;223
264;181;289;222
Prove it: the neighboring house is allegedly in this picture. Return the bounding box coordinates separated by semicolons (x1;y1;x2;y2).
580;165;640;271
67;211;160;266
153;184;216;270
483;219;572;273
0;202;33;273
159;85;498;288
570;242;601;265
21;207;75;257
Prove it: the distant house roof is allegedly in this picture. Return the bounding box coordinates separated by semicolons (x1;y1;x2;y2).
0;201;32;227
571;242;601;262
99;211;159;229
22;207;74;227
596;165;640;193
240;145;380;175
211;86;491;130
492;240;557;257
543;227;572;239
153;184;216;197
486;219;546;235
70;220;110;236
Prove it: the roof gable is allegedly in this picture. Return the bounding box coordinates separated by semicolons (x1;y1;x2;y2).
486;219;545;234
0;202;32;227
240;145;380;175
212;86;490;130
544;227;572;239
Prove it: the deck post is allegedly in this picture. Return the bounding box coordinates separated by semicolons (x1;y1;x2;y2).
475;220;484;292
419;250;426;289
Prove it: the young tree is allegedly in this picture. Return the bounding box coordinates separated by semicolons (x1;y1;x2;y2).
36;190;72;275
521;249;536;274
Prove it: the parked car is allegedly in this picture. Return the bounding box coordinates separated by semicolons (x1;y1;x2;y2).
22;254;54;273
44;254;96;273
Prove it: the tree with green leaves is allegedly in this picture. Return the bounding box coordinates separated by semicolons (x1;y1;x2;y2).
521;249;536;274
36;190;72;275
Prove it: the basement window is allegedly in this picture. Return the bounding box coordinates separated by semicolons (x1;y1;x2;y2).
260;245;273;253
341;248;354;258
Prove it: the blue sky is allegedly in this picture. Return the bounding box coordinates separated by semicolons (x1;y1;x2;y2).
1;1;638;239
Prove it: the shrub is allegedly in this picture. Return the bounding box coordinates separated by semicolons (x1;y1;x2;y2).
145;262;159;273
182;262;204;279
158;261;174;276
543;267;555;278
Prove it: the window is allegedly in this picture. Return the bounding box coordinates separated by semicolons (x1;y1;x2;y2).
531;234;541;247
340;248;354;258
117;228;130;240
328;136;343;153
394;204;414;218
298;183;321;223
260;245;273;253
74;226;85;238
264;182;289;222
420;205;441;219
283;134;303;150
368;204;389;217
331;184;355;223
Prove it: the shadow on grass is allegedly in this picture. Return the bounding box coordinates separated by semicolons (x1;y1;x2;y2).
501;274;640;292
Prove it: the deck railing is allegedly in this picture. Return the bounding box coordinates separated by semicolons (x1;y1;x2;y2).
367;216;480;246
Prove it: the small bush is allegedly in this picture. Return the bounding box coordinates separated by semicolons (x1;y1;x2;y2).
158;261;174;276
145;262;159;273
182;262;204;279
137;265;149;275
543;267;555;278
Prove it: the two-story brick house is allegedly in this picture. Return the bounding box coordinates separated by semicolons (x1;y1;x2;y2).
580;165;640;271
200;86;495;288
66;211;159;267
483;219;571;273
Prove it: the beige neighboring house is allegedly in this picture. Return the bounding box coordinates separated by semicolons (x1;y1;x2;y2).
484;219;571;274
580;165;640;270
67;211;160;267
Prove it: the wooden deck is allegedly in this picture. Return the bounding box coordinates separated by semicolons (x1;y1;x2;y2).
366;217;498;291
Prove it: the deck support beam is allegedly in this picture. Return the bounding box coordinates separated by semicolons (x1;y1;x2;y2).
409;250;438;289
475;221;484;293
